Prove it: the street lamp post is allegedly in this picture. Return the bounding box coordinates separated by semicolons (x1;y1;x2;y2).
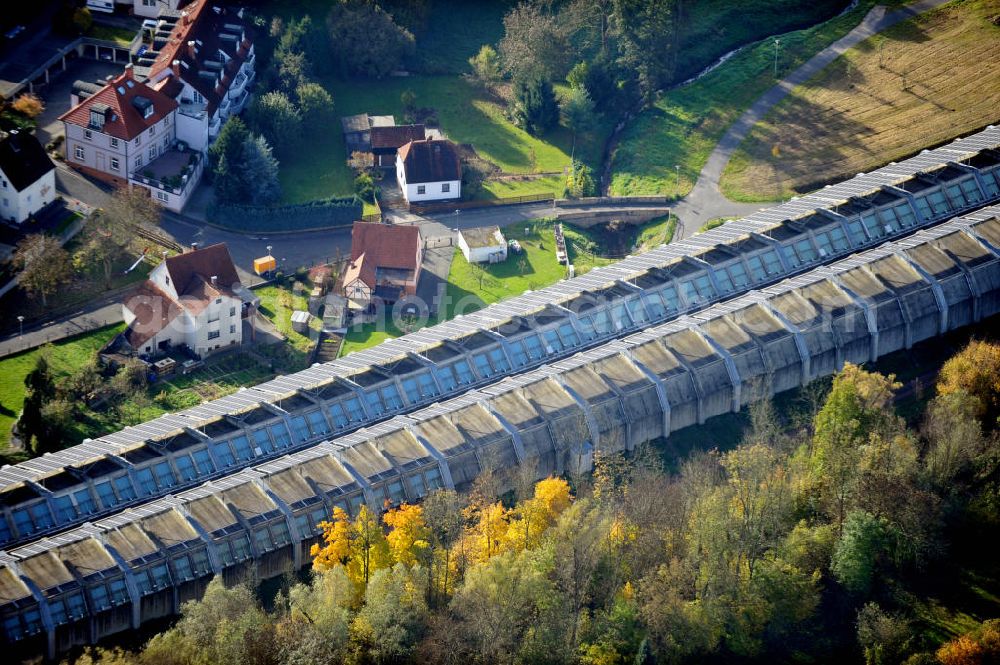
773;38;781;78
18;315;24;338
675;164;680;192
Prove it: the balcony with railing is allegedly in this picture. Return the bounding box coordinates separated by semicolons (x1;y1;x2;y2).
130;148;202;196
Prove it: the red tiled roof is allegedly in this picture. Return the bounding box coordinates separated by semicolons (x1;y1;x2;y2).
346;223;421;289
370;124;425;151
148;1;254;116
123;280;184;349
59;70;178;140
165;243;241;294
398;139;461;184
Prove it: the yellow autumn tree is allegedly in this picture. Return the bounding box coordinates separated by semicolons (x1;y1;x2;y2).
383;503;430;566
311;506;352;572
348;505;392;588
507;476;573;551
466;501;509;563
938;340;1000;424
311;505;391;591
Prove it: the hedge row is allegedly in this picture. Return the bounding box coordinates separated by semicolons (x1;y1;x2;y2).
207;197;362;232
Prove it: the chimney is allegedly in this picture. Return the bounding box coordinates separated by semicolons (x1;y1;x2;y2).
124;63;134;80
190;242;198;252
187;40;197;58
172;59;181;76
211;275;217;286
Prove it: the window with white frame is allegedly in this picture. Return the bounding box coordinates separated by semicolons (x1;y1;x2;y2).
163;136;169;148
84;129;92;140
110;157;120;171
417;185;425;195
442;183;450;193
110;137;119;148
229;324;236;334
148;145;157;160
156;191;168;202
75;146;84;160
208;330;221;340
135;156;142;169
134;137;140;147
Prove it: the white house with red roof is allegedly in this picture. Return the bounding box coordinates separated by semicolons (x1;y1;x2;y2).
342;222;423;307
122;243;256;358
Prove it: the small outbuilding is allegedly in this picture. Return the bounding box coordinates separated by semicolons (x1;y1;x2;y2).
458;226;507;264
291;310;312;334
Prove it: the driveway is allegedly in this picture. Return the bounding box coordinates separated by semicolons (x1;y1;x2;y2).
415;246;454;318
34;59;123;146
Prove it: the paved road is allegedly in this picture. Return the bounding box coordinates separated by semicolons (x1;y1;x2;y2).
0;301;122;358
672;0;952;239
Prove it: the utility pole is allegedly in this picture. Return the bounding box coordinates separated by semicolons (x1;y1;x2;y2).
773;39;781;78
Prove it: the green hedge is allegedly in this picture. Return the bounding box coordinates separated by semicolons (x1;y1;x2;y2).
208;197;362;232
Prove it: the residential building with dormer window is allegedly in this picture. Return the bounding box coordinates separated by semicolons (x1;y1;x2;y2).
136;1;255;153
59;64;204;212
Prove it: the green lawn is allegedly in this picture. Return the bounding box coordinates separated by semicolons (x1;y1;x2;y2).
280;75;610;203
340;216;675;357
0;324;123;454
481;175;565;200
254;279;320;359
609;0;892;197
86;24;137;46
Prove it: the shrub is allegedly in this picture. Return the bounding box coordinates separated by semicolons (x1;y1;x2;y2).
12;94;44;119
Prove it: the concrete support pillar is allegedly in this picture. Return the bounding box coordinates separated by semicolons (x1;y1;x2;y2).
260;483;303;570
102;544;143;629
16;567;55;660
554;376;602;452
831;277;879;363
901;256;950;334
695;328;742;414
628;355;672;439
761;300;812;383
337;459;379;513
180;510;224;575
409;428;457;490
484;402;528;465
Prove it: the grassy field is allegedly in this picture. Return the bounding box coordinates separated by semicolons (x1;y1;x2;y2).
721;0;1000;202
0;324;123;453
481;175;566;199
280;75;609;204
609;0;899;197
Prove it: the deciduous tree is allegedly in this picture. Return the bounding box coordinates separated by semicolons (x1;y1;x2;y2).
326;1;415;79
468;45;501;87
13;233;72;307
937;340;1000;425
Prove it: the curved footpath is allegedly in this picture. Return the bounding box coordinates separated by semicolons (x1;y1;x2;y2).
672;0;953;239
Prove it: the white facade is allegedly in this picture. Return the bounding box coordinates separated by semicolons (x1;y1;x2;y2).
64;113;175;181
125;260;244;357
0;166;55;224
458;228;508;264
395;153;460;203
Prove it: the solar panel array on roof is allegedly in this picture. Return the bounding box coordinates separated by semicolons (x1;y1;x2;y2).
0;128;998;552
2;204;998;655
